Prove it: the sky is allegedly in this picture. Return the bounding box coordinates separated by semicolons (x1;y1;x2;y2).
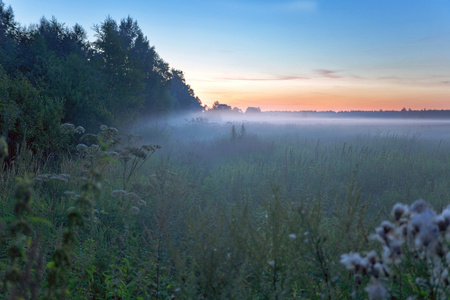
5;0;450;111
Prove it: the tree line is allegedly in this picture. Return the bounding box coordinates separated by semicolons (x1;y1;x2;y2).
0;1;203;155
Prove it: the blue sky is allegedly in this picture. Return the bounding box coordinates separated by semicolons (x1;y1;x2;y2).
5;0;450;111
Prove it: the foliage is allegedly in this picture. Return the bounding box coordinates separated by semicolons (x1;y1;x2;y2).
341;200;450;299
0;0;203;158
1;119;450;298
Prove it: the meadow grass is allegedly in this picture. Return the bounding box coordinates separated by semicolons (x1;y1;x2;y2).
1;119;450;299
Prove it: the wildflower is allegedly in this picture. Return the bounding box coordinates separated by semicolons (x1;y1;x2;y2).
80;134;99;146
137;199;147;207
126;192;140;202
374;221;395;245
105;151;119;158
340;252;366;272
142;145;155;152
129;147;147;159
382;240;403;264
365;278;387;300
438;206;450;231
60;123;75;134
129;206;140;215
392;203;409;221
76;144;88;152
108;127;119;136
88;144;100;155
410;199;432;214
268;260;275;267
366;250;378;265
111;190;127;198
409;206;438;249
288;233;297;239
371;263;384;278
49;175;68;182
74;126;85;134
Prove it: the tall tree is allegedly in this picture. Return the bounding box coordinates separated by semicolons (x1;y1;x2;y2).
93;16;145;122
0;1;18;73
170;69;203;111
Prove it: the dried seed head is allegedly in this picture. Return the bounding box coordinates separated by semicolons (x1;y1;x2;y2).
126;192;140;202
366;250;378;265
60;123;75;134
80;134;99;146
76;143;88;152
434;215;449;232
410;199;431;214
74;126;85;134
129;206;140;215
392;203;409;221
365;279;387;300
340;252;363;272
111;190;127;198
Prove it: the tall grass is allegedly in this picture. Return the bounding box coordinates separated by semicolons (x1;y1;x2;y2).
1;120;450;298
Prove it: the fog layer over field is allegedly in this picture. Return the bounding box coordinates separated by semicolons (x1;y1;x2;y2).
132;112;450;145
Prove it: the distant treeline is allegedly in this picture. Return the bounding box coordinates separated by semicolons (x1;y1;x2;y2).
263;109;450;119
0;1;203;154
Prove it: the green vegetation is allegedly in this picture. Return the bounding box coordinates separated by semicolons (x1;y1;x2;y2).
2;1;450;298
2;119;450;299
0;1;203;157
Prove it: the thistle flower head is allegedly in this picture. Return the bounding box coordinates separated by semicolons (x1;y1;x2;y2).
410;199;432;214
340;252;366;272
392;203;409;221
365;278;388;300
409;206;439;249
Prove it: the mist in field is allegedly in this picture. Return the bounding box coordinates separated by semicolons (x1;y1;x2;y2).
132;111;450;146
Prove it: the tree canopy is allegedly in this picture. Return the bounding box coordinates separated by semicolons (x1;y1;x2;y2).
0;1;203;154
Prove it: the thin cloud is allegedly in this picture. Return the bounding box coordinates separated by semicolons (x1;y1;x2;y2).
218;75;309;81
374;75;450;87
413;31;450;43
315;69;342;79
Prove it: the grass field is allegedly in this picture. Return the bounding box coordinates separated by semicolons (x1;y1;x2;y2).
2;116;450;299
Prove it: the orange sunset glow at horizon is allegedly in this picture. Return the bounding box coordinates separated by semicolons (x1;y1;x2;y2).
190;72;450;112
